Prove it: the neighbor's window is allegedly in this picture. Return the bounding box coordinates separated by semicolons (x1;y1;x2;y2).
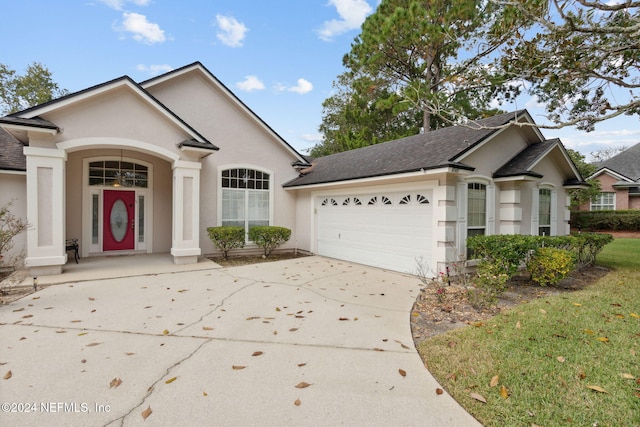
221;168;270;236
539;189;552;236
467;183;487;258
590;192;615;211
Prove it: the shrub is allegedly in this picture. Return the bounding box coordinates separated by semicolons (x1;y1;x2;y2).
0;201;29;269
570;210;640;231
248;226;291;257
207;226;245;259
526;247;576;286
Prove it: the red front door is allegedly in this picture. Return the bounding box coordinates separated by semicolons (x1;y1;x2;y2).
103;190;135;251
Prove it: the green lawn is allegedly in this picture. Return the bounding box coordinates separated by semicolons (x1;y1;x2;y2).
418;238;640;427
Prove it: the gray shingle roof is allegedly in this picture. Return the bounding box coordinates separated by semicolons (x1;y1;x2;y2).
597;142;640;182
0;128;26;171
284;110;527;187
0;116;59;130
493;138;561;179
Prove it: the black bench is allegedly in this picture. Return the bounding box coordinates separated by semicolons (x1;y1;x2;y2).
65;238;79;264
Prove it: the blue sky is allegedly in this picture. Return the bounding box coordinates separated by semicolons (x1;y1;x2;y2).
2;0;637;158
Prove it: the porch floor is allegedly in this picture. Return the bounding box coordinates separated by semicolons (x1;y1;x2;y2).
6;253;222;287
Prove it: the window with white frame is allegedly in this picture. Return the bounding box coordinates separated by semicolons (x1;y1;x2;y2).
590;192;615;211
539;188;552;236
467;182;487;239
221;168;270;235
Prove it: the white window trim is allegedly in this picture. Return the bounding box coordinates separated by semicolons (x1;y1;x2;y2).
590;192;616;211
217;165;275;241
458;176;495;258
531;183;557;236
82;156;153;256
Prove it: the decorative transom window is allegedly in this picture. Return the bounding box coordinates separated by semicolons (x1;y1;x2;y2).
368;196;378;205
539;189;552;236
221;168;270;233
591;192;615;211
89;160;148;188
321;198;338;206
416;194;429;204
400;195;411;205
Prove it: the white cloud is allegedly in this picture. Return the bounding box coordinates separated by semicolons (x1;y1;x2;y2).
215;14;248;47
288;78;314;94
236;76;265;92
274;79;314;94
317;0;373;41
117;12;166;44
136;63;173;76
99;0;151;11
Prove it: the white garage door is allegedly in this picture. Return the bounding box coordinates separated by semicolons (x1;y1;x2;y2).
316;191;433;274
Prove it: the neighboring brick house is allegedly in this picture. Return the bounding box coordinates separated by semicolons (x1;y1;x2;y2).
580;143;640;211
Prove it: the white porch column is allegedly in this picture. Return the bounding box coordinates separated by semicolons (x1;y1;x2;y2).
23;147;67;275
171;160;201;264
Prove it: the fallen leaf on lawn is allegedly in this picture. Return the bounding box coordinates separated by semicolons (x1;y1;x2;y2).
435;388;444;395
500;385;509;399
597;337;609;343
622;373;635;379
3;371;12;380
578;370;586;380
165;377;177;384
572;303;581;307
109;378;122;388
232;365;246;370
470;392;486;403
539;309;547;315
586;385;608;393
399;369;407;377
294;398;301;406
490;375;499;387
557;356;565;363
448;341;457;348
202;326;214;331
162;329;169;335
630;312;639;319
295;381;311;389
252;351;263;357
141;406;152;420
86;342;101;347
583;329;595;334
515;321;521;329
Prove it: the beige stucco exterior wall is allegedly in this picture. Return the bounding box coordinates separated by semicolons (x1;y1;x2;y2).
0;173;27;266
145;72;302;255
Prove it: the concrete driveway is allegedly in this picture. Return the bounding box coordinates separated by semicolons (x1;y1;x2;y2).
0;256;480;426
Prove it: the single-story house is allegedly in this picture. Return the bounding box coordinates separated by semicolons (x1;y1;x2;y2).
0;62;586;276
578;143;640;211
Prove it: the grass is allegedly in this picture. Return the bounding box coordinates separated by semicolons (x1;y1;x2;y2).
418;238;640;427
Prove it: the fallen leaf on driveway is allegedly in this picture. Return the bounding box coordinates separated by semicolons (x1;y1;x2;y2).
232;365;246;370
338;317;349;321
3;371;12;380
435;388;444;395
110;378;122;388
141;406;152;420
202;326;214;331
165;377;177;384
252;351;263;356
22;314;33;318
470;392;487;403
398;369;406;377
86;342;101;347
289;328;298;332
295;382;311;388
162;329;169;335
294;398;301;406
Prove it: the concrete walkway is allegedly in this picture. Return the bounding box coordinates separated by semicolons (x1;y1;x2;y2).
0;255;480;426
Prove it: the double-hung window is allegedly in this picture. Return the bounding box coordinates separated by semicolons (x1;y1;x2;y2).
590;192;615;211
467;183;487;258
221;168;270;237
538;188;552;236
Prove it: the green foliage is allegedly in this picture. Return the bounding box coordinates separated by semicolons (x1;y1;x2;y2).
0;62;69;114
248;226;291;257
570;232;614;266
467;234;538;277
207;226;245;259
565;149;600;208
526;247;576;286
571;210;640;231
0;201;29;268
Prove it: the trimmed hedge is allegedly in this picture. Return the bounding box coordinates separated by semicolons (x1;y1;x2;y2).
570;210;640;231
248;226;291;257
207;226;245;259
